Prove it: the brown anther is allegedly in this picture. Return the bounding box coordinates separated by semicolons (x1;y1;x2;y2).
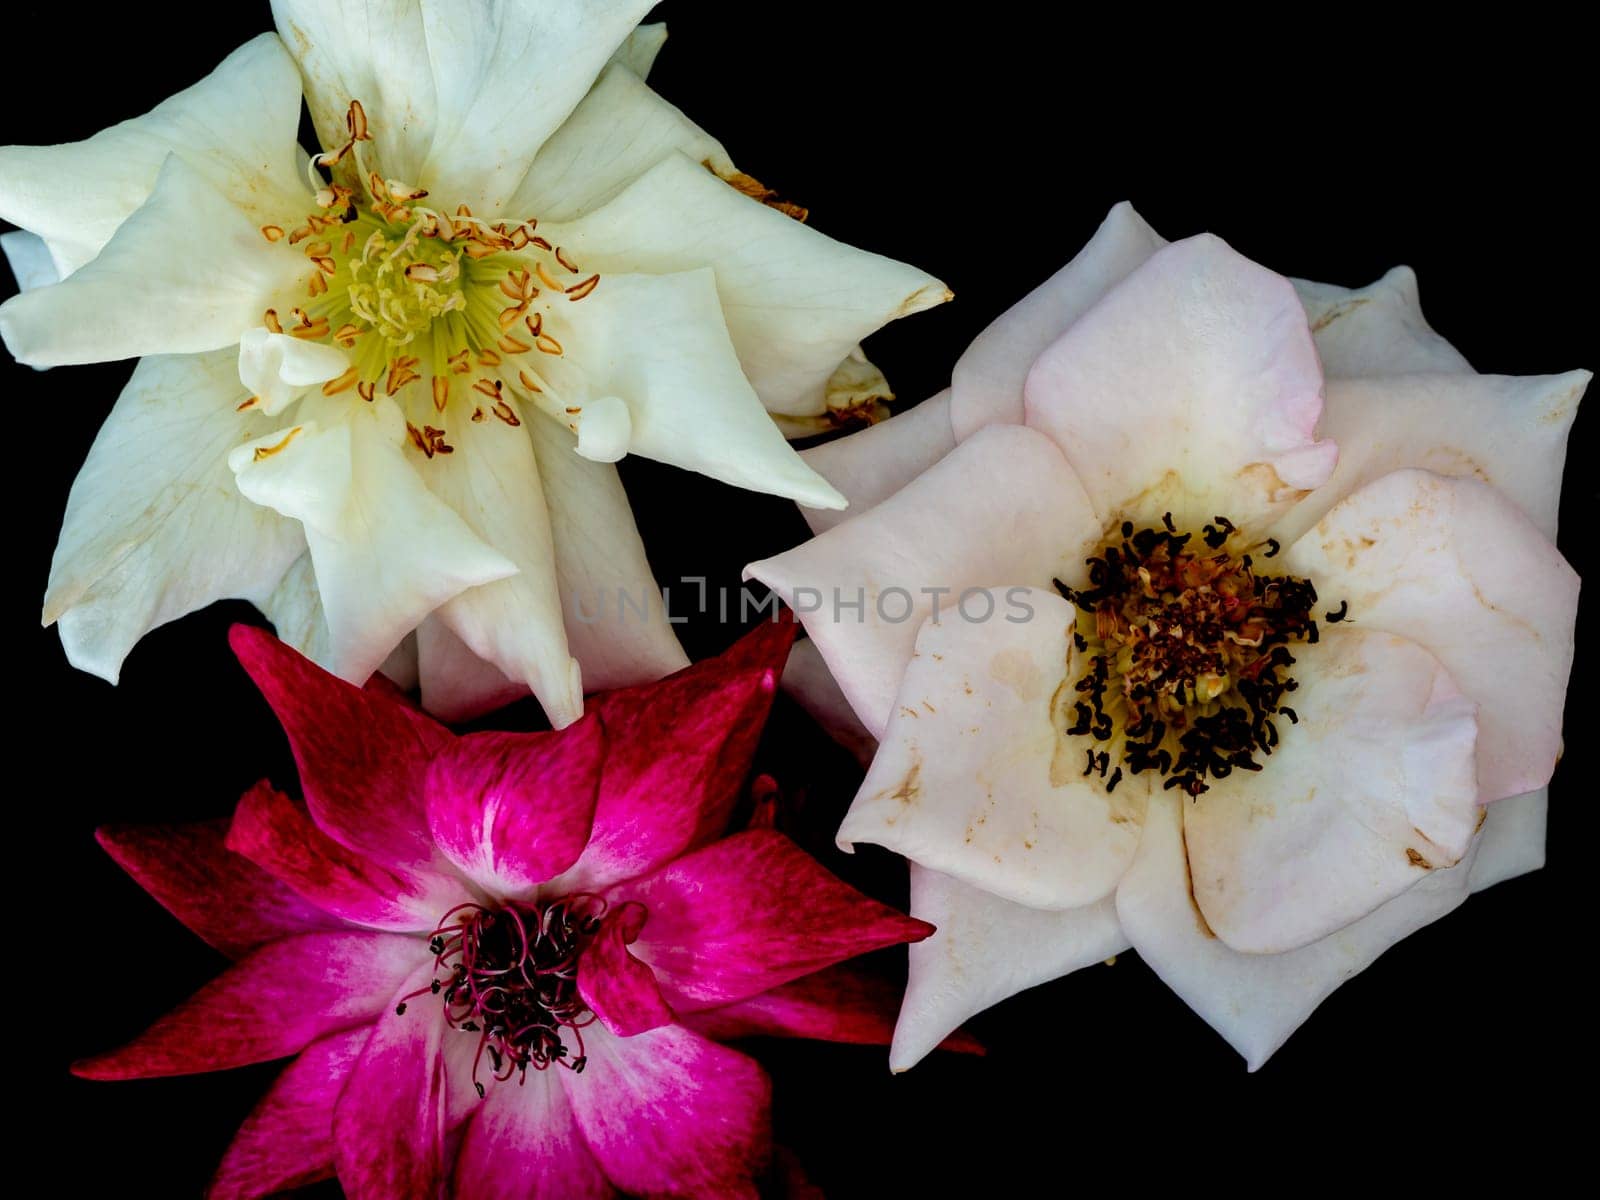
492;400;521;427
347;100;371;142
307;272;329;298
405;263;441;284
288;226;312;245
525;312;544;337
432;376;450;412
333;323;362;347
554;247;579;273
497;334;531;354
528;234;552;251
535;332;564;356
252;427;303;461
448;349;473;375
237;397;259;412
305;241;333;258
471;378;502;400
263;309;283;334
510;226;531;249
356;381;376;402
471;407;486;422
564;406;581;415
260;225;285;243
313;257;338;277
517;370;543;393
464;241;501;260
307;214;331;233
499;270;529;300
497;305;527;330
477;349;502;367
565;275;600;301
321;365;361;396
289;317;331;339
535;262;565;292
341;229;357;254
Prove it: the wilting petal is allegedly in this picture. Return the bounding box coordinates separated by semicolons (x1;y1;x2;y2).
611;830;931;1011
893;865;1126;1072
453;1067;613;1200
1117;792;1474;1070
0;35;305;278
1184;628;1480;954
43;351;304;683
423;411;582;725
548;152;948;420
579;903;673;1036
97;819;341;959
1470;788;1548;893
555;619;793;891
509;60;732;221
1024;234;1335;531
270;0;436;187
228;781;468;931
748;424;1099;738
952;201;1166;439
0;154;307;367
425;716;605;898
564;1022;770;1199
1284;469;1578;802
779;637;878;767
230;398;516;684
552;267;844;508
1275;370;1589;544
74;932;425;1079
1294;267;1473;378
527;416;689;692
798;391;955;535
209;1027;369;1200
332;963;447;1200
413;0;652;213
841;589;1147;908
1;229;57;291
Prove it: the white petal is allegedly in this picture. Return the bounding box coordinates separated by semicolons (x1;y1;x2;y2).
507;60;732;222
45;350;304;682
414;0;653;213
0;35;305;279
1;230;59;292
1469;788;1548;893
258;551;332;666
951;200;1166;440
423;412;582;727
798;391;955;535
1283;469;1578;803
526;415;688;693
611;22;668;78
780;638;878;768
546;152;948;419
0;154;306;367
230;397;517;683
416;616;528;719
892;864;1127;1072
1274;370;1589;545
553;267;844;508
841;589;1148;910
747;424;1100;738
1184;627;1480;954
1117;791;1476;1070
572;394;631;464
237;328;352;416
1294;267;1473;378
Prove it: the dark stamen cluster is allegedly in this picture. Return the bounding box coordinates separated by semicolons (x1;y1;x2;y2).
1054;513;1336;797
397;894;616;1095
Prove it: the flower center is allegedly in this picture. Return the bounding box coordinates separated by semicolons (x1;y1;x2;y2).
396;894;622;1094
1054;513;1345;797
250;102;601;454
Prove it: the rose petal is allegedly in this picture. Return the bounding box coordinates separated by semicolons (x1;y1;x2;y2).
578;903;674;1036
1023;234;1336;531
747;423;1099;738
237;328;352;417
611;22;667;78
259;551;332;666
452;1067;614;1200
1;228;57;291
840;588;1147;909
797;391;956;536
73;932;425;1080
1283;469;1578;802
1470;787;1548;893
892;864;1127;1072
1294;267;1473;378
1184;627;1480;953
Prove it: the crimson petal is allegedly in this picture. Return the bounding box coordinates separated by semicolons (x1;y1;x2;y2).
578;903;673;1037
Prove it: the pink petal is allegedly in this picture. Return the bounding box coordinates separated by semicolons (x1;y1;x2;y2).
683;960;983;1055
425;714;606;899
96;819;341;959
453;1068;614;1200
796;390;955;535
952;200;1166;440
563;1022;771;1198
228;781;469;932
1293;267;1473;378
74;932;426;1080
578;902;673;1036
554;618;795;892
839;589;1147;910
1184;628;1481;954
1283;469;1578;802
747;423;1099;738
609;829;933;1011
332;963;448;1200
230;624;457;877
1024;234;1336;532
208;1027;370;1200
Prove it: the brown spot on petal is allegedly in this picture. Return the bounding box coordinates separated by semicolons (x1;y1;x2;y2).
1406;848;1433;869
1180;822;1217;938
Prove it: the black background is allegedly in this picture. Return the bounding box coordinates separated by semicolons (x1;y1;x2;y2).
6;5;1592;1195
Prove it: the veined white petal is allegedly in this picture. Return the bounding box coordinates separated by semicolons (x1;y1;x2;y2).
0;35;306;279
611;22;668;78
553;268;844;508
260;550;332;668
892;865;1127;1072
798;390;956;535
1469;788;1548;893
573;395;631;464
230;397;517;684
0;154;307;367
545;152;949;419
525;415;688;694
238;328;352;416
1;230;59;292
1294;267;1473;378
414;0;653;214
416;616;528;721
44;350;304;683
